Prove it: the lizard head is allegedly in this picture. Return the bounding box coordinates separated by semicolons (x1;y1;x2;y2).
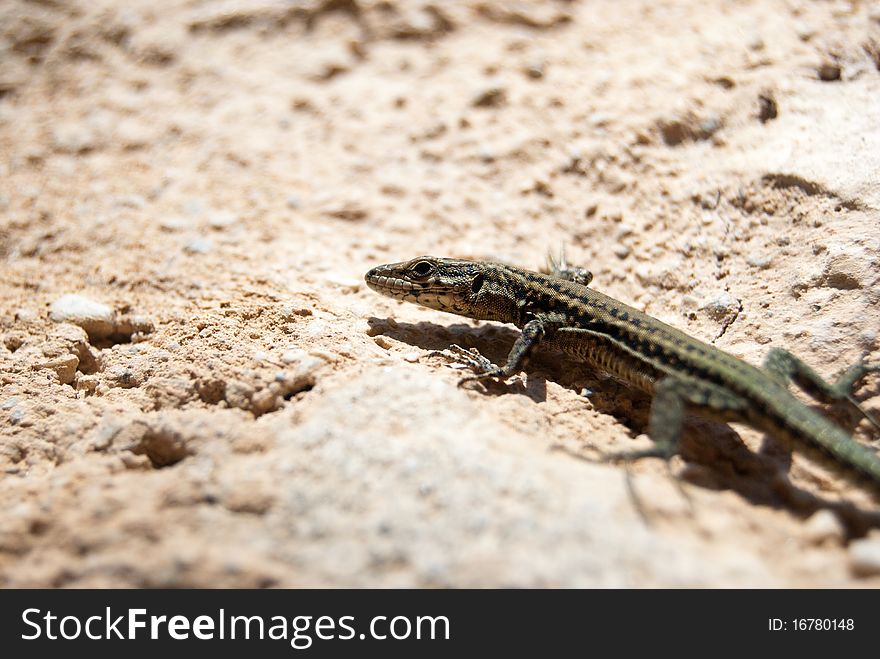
364;256;488;316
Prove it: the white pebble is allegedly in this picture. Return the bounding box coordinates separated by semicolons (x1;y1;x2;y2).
281;349;308;364
207;209;238;228
850;535;880;577
802;510;844;545
49;294;115;338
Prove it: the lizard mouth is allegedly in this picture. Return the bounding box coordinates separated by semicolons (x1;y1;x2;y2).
364;268;418;297
364;266;448;302
364;268;443;303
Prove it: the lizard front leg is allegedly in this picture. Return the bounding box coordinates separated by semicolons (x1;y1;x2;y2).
458;318;549;385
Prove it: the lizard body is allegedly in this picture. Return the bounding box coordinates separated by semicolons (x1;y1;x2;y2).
365;256;880;491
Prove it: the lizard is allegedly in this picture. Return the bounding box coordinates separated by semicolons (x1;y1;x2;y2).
364;255;880;493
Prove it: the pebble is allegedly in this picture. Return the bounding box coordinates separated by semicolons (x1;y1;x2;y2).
746;253;772;269
9;408;27;425
757;92;777;123
14;308;37;322
308;349;339;363
818;61;841;81
802;510;844;545
38;354;80;384
207;209;238;228
702;291;739;321
612;244;630;259
821;252;867;289
472;87;507;108
184;237;212;254
324;275;362;292
320;201;368;222
49;294;115;338
52;123;99;153
113;194;147;209
523;59;545;79
849;535;880;577
793;21;816;41
159;215;191;231
105;365;139;388
281;349;308;365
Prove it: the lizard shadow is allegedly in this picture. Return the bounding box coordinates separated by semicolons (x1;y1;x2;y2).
367;317;548;403
367;317;880;537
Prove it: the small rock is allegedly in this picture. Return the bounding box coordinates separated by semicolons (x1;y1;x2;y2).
523;59;545;79
49;294;115;339
115;120;154;150
225;380;255;411
37;354;79;384
14;308;37;322
850;534;880;577
612;244;630;259
802;510;844;545
794;21;816;41
115;315;154;339
279;303;313;319
699;115;722;136
818;61;841;81
113;194;147;209
207;209;238;228
77;375;99;393
105;365;140;388
286;195;301;210
308;349;339;363
702;291;739;321
757;92;777;123
281;349;308;365
285;357;321;394
472;87;507;108
320;201;368;222
9;408;27;426
746;253;772;269
820;252;868;290
159;216;191;231
184;237;212;254
324;275;362;292
52;123;99;153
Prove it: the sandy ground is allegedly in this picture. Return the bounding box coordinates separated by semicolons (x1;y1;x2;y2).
1;0;880;587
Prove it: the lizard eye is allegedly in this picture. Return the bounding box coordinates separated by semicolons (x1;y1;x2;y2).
411;261;434;276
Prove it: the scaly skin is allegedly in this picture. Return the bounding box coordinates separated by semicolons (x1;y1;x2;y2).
365;256;880;493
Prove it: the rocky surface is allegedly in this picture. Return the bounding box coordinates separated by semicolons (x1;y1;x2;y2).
1;0;879;587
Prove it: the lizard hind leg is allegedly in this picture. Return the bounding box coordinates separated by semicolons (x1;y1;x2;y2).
762;348;880;430
602;377;747;464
